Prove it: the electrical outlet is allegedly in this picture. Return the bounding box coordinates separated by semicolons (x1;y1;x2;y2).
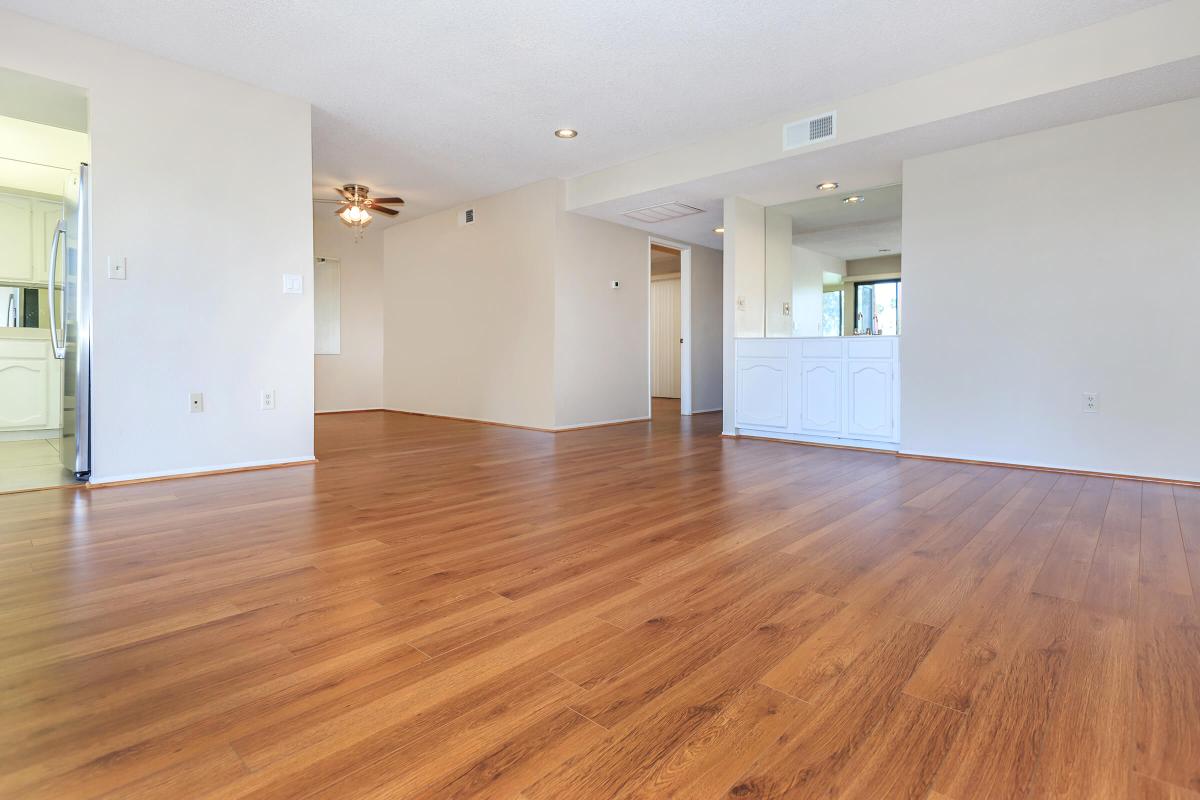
782;301;791;316
1082;392;1098;413
260;389;276;410
189;392;204;413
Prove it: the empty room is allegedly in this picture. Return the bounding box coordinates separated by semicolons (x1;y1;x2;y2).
0;1;1198;798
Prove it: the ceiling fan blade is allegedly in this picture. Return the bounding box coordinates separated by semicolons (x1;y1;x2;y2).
333;186;350;200
370;197;406;206
313;198;344;204
369;205;399;216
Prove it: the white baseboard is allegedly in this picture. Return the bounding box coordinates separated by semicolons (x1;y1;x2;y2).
553;416;651;431
733;428;898;452
386;408;650;433
90;455;317;486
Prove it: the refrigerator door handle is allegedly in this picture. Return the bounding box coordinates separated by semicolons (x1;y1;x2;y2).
48;219;66;359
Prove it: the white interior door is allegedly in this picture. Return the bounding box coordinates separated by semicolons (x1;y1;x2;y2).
651;277;681;398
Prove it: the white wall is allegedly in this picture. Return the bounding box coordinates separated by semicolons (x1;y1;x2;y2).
689;243;723;414
382;178;654;430
553;200;650;427
0;12;314;482
729;197;765;339
903;97;1200;482
791;246;845;337
383;180;558;429
313;209;383;412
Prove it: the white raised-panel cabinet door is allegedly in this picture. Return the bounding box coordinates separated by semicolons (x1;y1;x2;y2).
847;361;894;439
32;200;64;286
735;357;788;428
0;194;34;284
801;359;842;434
0;359;50;429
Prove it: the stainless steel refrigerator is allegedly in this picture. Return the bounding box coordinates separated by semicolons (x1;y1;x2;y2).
48;163;91;480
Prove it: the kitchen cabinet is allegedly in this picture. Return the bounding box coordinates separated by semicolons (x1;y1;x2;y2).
0;194;33;284
0;331;61;432
735;336;900;448
0;192;64;287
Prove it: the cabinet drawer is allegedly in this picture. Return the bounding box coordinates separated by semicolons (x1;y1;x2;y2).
847;338;894;359
736;338;788;359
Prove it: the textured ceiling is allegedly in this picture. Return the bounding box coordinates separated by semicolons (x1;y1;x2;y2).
0;0;1160;221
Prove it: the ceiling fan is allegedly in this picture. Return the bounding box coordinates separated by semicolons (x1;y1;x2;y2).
316;184;405;235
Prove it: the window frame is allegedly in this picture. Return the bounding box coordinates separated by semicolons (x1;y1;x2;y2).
852;278;901;335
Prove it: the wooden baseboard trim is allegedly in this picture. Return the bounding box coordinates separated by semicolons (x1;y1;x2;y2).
722;433;899;455
385;409;650;433
723;433;1199;486
896;452;1200;488
315;408;386;415
88;458;319;489
689;408;723;416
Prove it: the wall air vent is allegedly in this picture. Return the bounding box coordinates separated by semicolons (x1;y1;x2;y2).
621;202;705;224
783;111;837;150
459;207;475;226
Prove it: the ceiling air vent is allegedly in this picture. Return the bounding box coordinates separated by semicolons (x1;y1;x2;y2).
458;207;475;226
783;111;837;150
622;202;705;224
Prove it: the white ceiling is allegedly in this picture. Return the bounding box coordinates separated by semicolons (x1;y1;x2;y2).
778;184;902;260
0;0;1161;219
573;54;1200;250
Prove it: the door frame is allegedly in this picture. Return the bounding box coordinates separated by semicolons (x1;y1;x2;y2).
647;237;692;415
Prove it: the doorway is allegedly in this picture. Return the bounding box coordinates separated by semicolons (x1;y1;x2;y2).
0;68;90;492
648;240;692;418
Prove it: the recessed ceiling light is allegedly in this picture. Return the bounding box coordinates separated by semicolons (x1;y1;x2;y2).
554;128;578;139
712;226;725;234
842;195;865;205
878;248;892;253
816;181;839;191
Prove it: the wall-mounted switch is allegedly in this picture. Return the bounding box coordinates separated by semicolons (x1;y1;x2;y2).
107;256;127;280
610;280;620;289
260;389;276;410
1082;392;1098;413
736;296;746;311
782;301;791;316
282;274;303;294
189;392;204;413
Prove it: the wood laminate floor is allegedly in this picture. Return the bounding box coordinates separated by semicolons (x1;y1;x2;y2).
0;400;1197;799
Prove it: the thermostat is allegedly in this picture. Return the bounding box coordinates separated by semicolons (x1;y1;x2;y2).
611;280;620;289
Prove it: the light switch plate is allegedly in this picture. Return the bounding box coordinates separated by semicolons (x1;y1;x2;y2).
107;256;127;280
282;274;303;294
189;392;204;413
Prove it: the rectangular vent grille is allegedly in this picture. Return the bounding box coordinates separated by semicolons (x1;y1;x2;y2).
459;208;475;226
783;112;837;150
622;202;705;224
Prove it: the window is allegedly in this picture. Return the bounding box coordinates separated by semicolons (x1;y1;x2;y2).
821;290;843;337
854;279;901;335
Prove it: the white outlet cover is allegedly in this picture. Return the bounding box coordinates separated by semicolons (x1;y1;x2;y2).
107;256;127;280
282;274;303;294
1082;392;1099;413
260;389;276;410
